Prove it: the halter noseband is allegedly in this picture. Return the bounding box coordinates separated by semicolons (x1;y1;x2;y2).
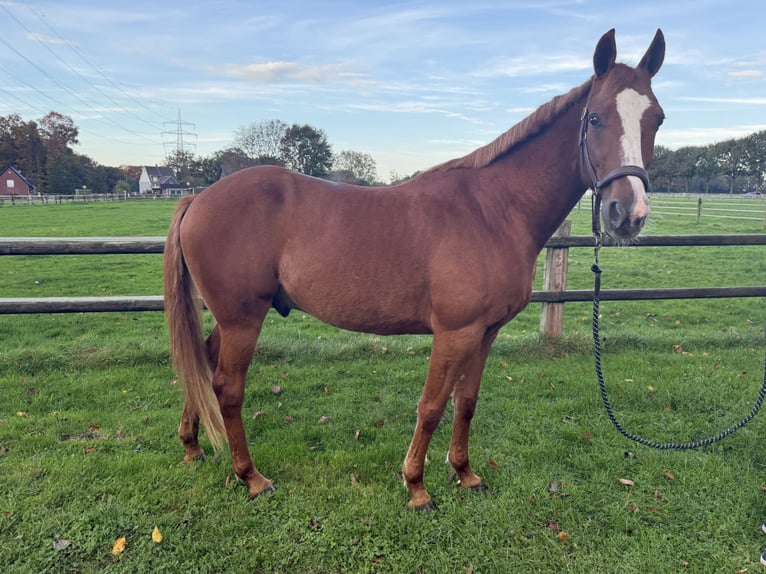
578;105;650;236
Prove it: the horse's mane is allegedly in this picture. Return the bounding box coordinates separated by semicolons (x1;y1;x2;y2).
426;77;592;173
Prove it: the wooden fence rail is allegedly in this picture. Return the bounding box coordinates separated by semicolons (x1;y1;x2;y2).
2;234;765;337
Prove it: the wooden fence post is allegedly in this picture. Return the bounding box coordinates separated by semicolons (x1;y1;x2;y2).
697;197;702;224
539;220;571;338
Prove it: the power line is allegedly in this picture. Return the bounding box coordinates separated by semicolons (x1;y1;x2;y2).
16;0;167;122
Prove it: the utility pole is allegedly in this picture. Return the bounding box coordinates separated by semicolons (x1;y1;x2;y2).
162;110;197;174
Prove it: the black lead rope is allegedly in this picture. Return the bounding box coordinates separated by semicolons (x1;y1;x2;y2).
591;241;766;450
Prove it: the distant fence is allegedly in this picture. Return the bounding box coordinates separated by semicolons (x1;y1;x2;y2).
650;194;766;225
2;232;765;336
0;190;204;205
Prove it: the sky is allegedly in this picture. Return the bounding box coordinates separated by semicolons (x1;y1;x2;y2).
1;0;765;181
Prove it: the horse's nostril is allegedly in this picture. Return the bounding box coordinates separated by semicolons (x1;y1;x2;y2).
636;214;647;228
608;201;624;226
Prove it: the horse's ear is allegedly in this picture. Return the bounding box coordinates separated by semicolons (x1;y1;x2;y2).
638;28;665;78
593;29;617;78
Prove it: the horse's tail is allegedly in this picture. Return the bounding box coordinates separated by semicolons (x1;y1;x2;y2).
164;195;226;452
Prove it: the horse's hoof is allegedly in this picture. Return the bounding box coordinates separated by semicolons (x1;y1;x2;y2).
250;484;276;500
415;500;439;512
181;453;205;464
470;482;488;494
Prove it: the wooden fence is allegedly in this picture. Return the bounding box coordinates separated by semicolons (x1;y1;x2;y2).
2;232;765;336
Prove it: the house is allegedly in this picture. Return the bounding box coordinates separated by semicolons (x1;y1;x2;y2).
138;166;186;195
1;166;36;196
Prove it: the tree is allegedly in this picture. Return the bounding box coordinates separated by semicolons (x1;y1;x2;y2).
46;150;92;195
279;124;333;177
212;147;259;178
331;150;377;185
234;119;287;162
713;139;749;194
38;111;78;163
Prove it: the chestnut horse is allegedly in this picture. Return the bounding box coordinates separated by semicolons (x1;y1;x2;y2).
164;29;665;510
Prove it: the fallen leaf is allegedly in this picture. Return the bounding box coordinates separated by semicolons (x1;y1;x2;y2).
111;536;126;555
528;495;536;505
624;378;634;383
324;386;331;395
15;411;27;418
583;432;591;440
225;475;231;487
628;503;639;512
152;526;163;544
308;518;322;531
83;447;97;455
647;386;657;393
548;481;561;493
617;478;635;486
88;424;101;431
252;411;265;419
318;415;329;424
654;489;664;501
680;559;689;568
351;474;358;486
673;344;683;354
373;419;384;427
354;429;361;441
2;510;11;517
488;458;499;469
52;535;70;551
663;471;676;480
557;531;570;542
547;522;559;531
271;385;282;394
284;413;293;423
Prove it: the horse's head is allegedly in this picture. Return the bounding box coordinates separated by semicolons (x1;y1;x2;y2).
580;29;665;240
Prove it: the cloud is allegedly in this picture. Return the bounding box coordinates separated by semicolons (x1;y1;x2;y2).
26;33;73;46
212;61;359;83
727;70;763;80
476;54;590;78
681;96;766;106
658;125;766;148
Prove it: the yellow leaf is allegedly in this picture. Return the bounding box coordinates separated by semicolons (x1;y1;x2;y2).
111;536;126;555
152;526;163;544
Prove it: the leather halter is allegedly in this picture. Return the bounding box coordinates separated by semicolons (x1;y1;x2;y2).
578;105;650;236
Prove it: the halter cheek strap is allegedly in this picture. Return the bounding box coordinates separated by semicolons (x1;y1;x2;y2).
578;106;651;236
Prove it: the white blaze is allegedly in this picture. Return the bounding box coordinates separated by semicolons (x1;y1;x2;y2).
615;88;651;218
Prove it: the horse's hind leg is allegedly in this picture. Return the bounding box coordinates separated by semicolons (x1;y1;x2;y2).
178;325;221;463
214;307;274;498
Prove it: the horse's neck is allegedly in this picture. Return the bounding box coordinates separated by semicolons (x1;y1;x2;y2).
485;103;587;253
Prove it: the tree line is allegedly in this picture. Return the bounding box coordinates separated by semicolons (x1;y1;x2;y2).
0;114;382;195
1;111;764;195
649;130;766;194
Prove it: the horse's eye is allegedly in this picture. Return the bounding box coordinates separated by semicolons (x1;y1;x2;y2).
658;115;665;127
588;113;600;127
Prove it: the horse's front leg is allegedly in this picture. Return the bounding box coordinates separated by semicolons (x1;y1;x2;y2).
402;327;485;510
447;331;497;491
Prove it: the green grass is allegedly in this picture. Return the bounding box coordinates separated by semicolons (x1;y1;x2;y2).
0;198;765;573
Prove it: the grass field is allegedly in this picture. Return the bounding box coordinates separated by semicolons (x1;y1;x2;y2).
1;197;766;573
